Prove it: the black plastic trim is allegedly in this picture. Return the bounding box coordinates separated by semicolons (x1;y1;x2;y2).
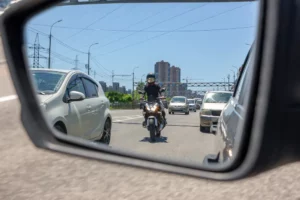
1;0;299;180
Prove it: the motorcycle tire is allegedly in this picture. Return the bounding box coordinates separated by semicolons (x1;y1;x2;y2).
148;119;156;142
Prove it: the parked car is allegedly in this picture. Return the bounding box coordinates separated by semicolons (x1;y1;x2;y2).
187;99;197;112
168;96;189;115
31;68;112;144
199;91;233;133
204;44;253;164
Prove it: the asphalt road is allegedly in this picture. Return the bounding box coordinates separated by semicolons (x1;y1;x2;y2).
1;42;300;199
110;109;217;166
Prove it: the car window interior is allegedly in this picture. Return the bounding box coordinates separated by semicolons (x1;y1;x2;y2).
82;78;99;98
67;77;86;98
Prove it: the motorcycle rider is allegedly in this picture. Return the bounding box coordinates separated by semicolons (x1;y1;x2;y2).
142;73;167;127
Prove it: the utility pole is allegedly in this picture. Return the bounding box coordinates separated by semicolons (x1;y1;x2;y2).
48;19;62;69
132;66;139;107
227;74;230;91
74;55;79;70
28;33;47;68
230;69;236;83
87;42;98;75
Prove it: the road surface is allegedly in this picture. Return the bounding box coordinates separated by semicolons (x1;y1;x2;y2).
110;109;217;166
1;42;300;199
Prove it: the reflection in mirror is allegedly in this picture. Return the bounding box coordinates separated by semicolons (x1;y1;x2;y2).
24;1;259;167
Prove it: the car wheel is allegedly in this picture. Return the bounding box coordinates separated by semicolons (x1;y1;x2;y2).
54;123;66;134
200;125;205;132
172;112;174;114
169;111;171;114
99;119;111;145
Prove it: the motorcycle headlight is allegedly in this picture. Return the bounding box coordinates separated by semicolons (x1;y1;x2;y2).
145;104;150;111
148;104;157;112
201;109;212;115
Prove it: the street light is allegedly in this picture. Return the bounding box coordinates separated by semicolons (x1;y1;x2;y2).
87;42;98;75
48;19;63;69
141;74;146;82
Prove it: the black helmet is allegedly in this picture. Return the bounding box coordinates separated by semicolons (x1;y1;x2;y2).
146;73;156;84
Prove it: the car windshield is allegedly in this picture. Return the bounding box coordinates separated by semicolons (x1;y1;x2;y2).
203;92;232;103
171;97;186;103
188;100;195;104
196;100;202;104
31;71;67;94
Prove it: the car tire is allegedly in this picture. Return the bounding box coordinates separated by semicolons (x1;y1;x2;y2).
200;125;205;132
99;119;111;145
54;124;66;134
169;112;171;114
172;112;174;114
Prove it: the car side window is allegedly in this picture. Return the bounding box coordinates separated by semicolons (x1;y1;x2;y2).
82;78;99;98
66;77;86;99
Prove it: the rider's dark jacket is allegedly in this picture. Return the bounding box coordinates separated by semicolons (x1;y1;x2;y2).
143;83;161;100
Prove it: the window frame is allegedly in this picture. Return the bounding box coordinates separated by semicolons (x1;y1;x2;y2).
81;77;99;99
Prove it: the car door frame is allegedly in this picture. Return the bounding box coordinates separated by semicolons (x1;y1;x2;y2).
81;76;104;140
63;73;90;139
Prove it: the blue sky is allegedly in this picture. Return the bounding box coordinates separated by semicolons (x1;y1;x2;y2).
24;1;259;90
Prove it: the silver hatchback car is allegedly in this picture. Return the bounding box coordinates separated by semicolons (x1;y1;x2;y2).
31;69;112;144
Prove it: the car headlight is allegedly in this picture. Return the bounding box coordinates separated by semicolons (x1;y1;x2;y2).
201;109;212;115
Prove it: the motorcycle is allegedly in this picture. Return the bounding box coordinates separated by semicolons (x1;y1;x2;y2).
138;88;166;142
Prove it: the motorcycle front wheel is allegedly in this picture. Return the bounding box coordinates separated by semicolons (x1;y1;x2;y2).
148;118;156;142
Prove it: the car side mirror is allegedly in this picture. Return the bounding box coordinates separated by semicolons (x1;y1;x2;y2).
160;88;166;92
68;91;85;102
138;90;145;95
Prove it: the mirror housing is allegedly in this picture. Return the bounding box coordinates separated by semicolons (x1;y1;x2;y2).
138;90;145;95
2;0;299;182
68;91;85;102
160;88;166;92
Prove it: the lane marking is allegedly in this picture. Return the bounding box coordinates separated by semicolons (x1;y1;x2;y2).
0;95;18;103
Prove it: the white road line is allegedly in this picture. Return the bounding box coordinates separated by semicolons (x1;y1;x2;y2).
0;95;18;103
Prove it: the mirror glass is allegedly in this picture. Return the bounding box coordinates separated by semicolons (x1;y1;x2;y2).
23;0;259;167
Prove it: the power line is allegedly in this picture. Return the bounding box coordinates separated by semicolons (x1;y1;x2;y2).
29;23;255;33
27;27;87;54
93;4;177;41
95;4;207;50
52;36;87;54
98;2;251;56
90;57;112;74
65;4;124;40
90;58;112;78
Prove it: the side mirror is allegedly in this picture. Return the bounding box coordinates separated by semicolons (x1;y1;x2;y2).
160;88;166;92
138;90;145;95
68;91;85;102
